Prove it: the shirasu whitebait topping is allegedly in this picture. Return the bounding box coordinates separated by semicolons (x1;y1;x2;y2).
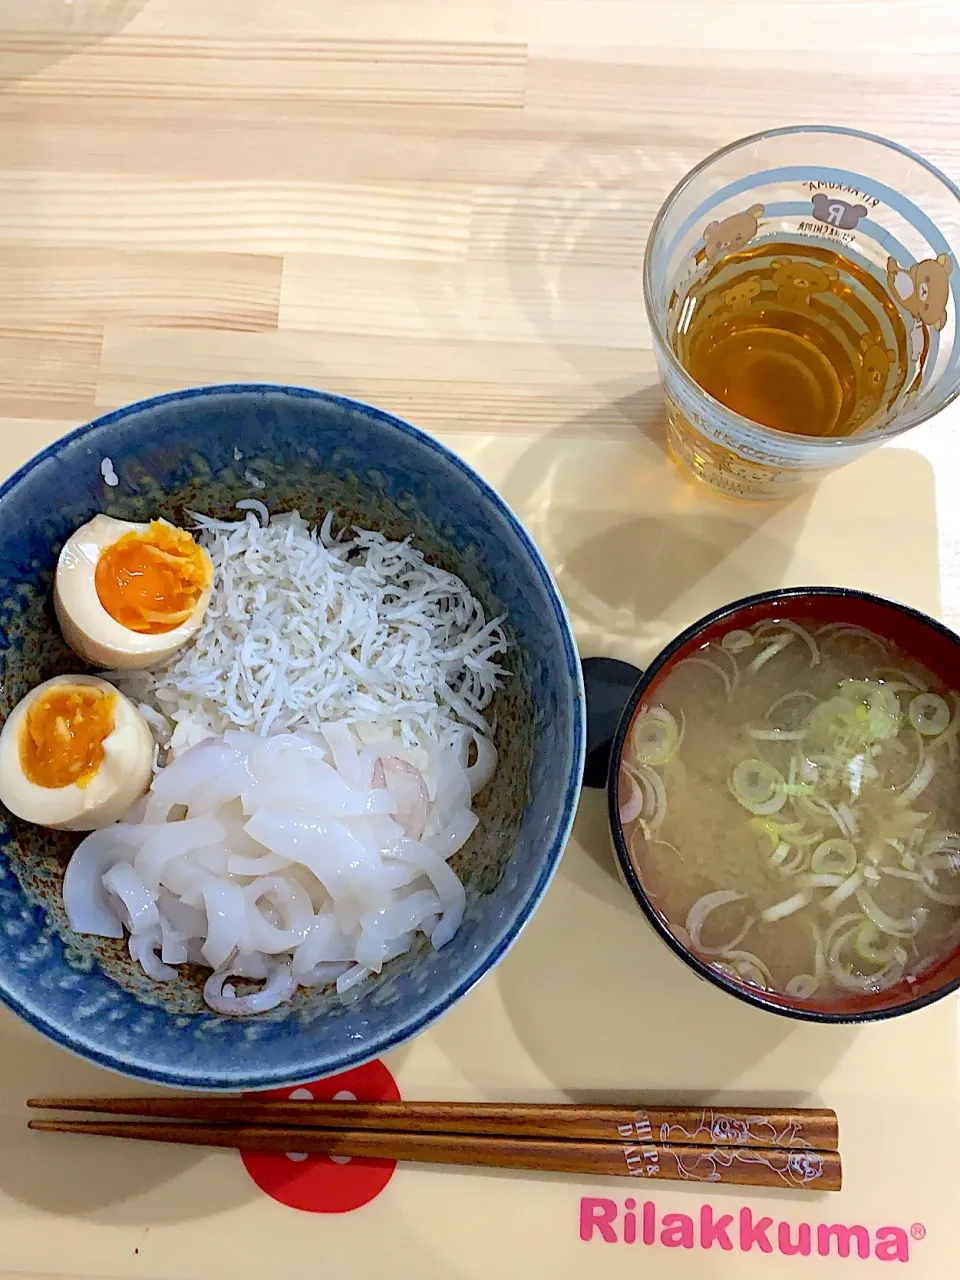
113;507;509;757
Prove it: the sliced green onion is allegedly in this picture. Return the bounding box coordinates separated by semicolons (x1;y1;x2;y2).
722;949;776;989
618;772;644;825
749;817;781;852
623;761;668;833
685;890;754;955
799;872;845;889
824;682;902;745
768;841;791;868
898;755;935;806
928;694;960;754
721;630;754;653
631;707;681;766
822;870;863;913
917;841;960;903
837;802;859;836
920;880;960;906
804;694;860;747
853;685;901;742
803;796;856;838
852;920;900;966
755;618;821;665
761;890;812;923
682;656;733;699
777;846;809;878
828;941;907;993
855;887;927;938
734;962;767;987
785;974;819;999
821;910;864;953
817;624;890;657
729;759;787;815
710;644;741;696
749;633;795;672
909;693;950;736
922;834;960;866
784;825;825;848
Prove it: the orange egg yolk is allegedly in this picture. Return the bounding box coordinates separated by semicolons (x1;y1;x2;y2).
19;686;115;790
94;521;213;635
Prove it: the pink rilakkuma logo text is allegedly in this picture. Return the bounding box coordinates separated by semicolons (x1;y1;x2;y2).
580;1197;915;1263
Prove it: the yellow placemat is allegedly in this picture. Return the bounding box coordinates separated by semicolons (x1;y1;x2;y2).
0;429;953;1280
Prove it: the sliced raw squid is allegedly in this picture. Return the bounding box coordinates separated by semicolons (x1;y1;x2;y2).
64;723;484;1015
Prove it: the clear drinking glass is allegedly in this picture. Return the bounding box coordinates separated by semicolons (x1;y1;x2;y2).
644;126;960;500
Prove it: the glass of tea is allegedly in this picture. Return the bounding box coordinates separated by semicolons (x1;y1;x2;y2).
644;126;960;499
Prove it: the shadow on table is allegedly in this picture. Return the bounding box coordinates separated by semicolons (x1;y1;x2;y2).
427;785;858;1142
0;1004;415;1223
0;1008;256;1221
488;408;815;670
494;126;711;372
426;401;865;1117
0;0;144;87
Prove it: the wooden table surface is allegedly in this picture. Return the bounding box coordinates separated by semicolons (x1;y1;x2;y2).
1;1;959;615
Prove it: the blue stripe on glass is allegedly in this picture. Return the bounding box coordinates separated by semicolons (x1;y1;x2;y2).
659;183;955;396
664;165;955;264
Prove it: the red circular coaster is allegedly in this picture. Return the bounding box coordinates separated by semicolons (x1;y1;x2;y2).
240;1060;400;1213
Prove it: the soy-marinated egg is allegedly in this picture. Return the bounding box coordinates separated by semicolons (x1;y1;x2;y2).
0;675;154;830
55;515;213;669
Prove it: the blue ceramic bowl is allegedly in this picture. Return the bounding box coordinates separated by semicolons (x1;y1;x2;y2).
0;385;584;1089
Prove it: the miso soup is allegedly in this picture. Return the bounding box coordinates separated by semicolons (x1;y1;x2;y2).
619;619;960;1002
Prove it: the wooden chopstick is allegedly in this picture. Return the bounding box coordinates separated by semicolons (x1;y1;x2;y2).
27;1118;842;1191
26;1098;839;1152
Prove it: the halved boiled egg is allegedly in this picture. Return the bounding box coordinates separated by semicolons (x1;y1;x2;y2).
0;675;154;830
55;515;213;670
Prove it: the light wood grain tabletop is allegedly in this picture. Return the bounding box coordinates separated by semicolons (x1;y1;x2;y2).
1;1;959;613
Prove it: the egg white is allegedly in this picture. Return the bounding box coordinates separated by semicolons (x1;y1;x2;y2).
0;675;154;831
55;514;212;670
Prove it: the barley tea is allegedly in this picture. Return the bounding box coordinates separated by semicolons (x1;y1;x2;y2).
672;241;914;439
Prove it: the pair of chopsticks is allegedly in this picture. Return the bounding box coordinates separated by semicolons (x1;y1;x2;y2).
27;1097;841;1191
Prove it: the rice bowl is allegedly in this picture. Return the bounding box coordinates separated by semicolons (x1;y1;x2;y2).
0;385;584;1088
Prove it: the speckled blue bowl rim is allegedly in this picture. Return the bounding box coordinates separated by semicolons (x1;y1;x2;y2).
0;383;586;1088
